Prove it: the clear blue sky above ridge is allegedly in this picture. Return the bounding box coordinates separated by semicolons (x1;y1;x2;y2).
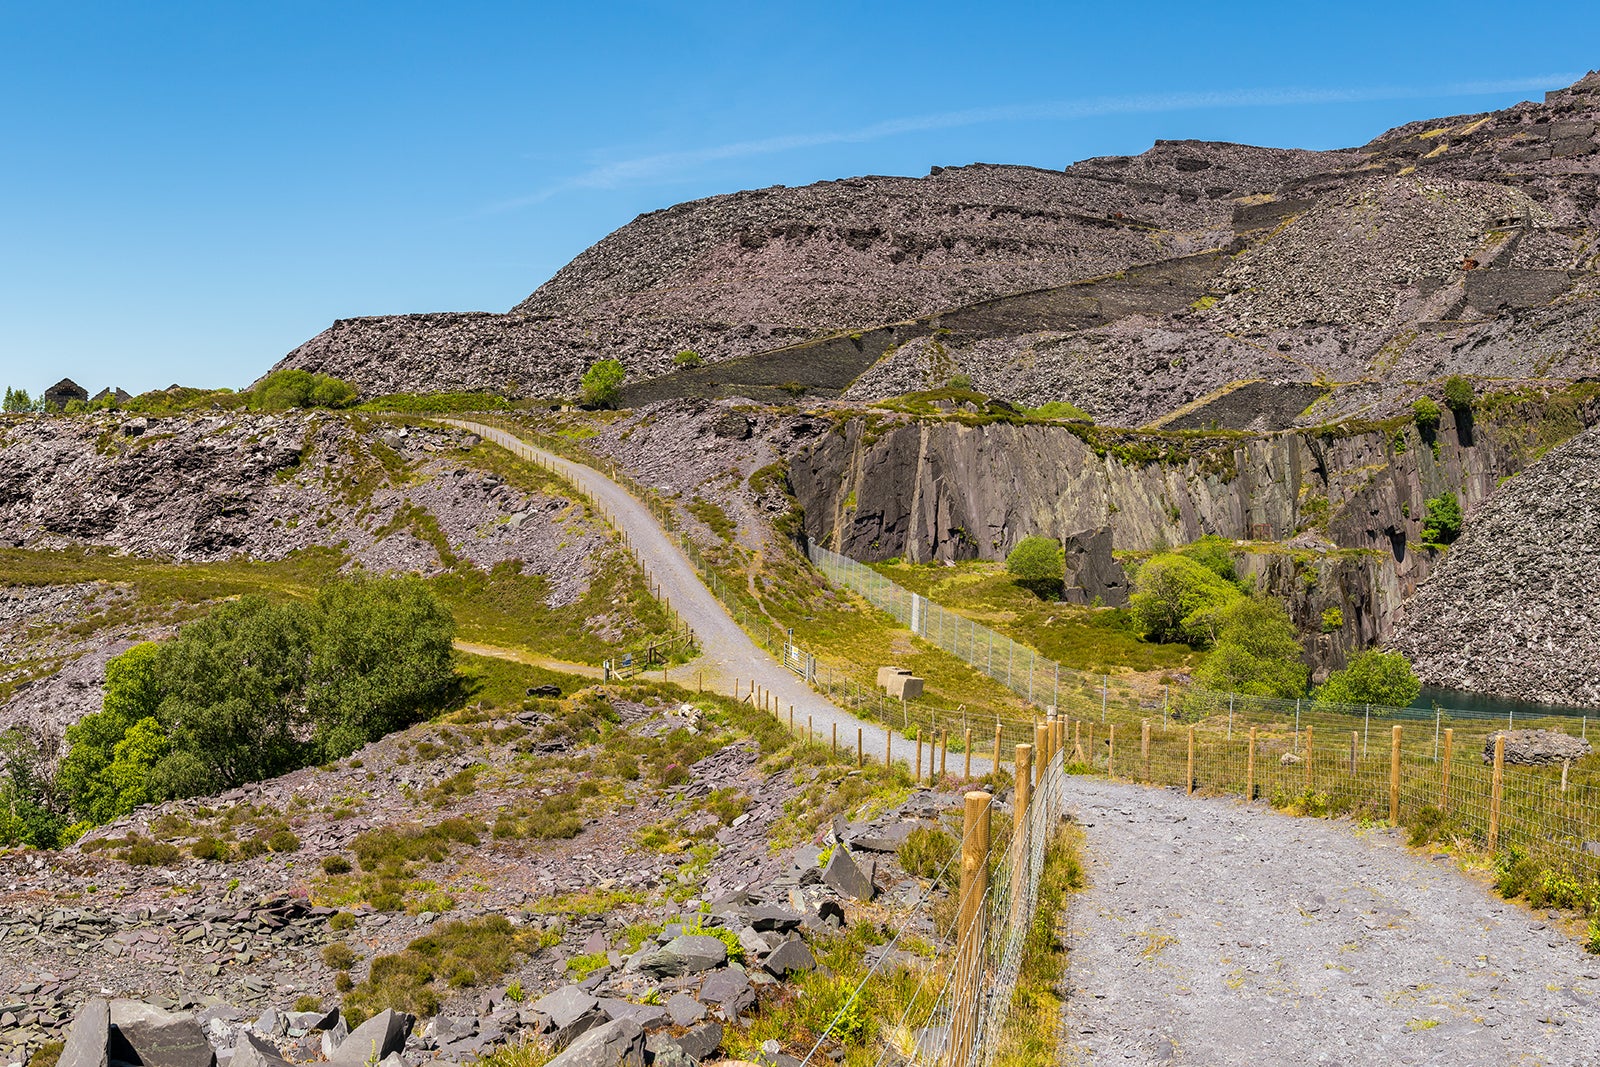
0;1;1595;395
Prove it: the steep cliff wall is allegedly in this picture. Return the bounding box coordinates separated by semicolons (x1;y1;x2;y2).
789;389;1600;668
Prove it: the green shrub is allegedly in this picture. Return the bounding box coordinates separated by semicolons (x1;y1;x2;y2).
323;942;360;970
1319;606;1344;633
1129;553;1244;647
1406;804;1457;847
124;841;182;866
1316;649;1421;708
682;919;744;963
328;911;358;932
1412;396;1441;436
1028;400;1090;421
191;837;231;862
1421;492;1463;544
672;350;702;368
1005;536;1065;599
898;827;957;885
1442;375;1474;412
579;359;626;409
322;854;353;875
267;829;300;853
343;915;541;1024
26;1041;64;1067
1194;597;1307;698
249;370;358;411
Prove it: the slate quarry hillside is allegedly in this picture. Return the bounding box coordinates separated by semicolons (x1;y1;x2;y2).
273;73;1600;425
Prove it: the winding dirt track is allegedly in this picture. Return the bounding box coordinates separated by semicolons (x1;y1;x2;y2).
1060;776;1600;1067
444;419;992;775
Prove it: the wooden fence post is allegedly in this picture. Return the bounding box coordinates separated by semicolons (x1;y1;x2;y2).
1349;730;1358;775
1186;727;1195;795
1141;719;1151;782
940;730;949;780
1034;724;1048;787
1440;728;1452;811
1246;726;1257;800
886;727;892;770
1107;724;1116;777
857;727;863;769
1304;724;1313;792
950;791;992;1067
1488;734;1505;853
832;722;838;760
964;727;972;781
1389;725;1403;827
993;722;1002;778
1073;718;1083;763
1008;745;1033;938
916;734;923;782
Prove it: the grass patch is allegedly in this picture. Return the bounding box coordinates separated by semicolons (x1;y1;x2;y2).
342;915;555;1024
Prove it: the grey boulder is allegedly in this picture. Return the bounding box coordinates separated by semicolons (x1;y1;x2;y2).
109;1001;217;1067
532;986;600;1031
664;993;705;1027
823;848;875;901
637;934;728;977
544;1018;645;1067
764;938;817;978
327;1010;413;1065
60;997;110;1067
698;969;755;1018
231;1033;293;1067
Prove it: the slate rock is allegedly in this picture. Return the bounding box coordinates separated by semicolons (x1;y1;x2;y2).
664;993;705;1027
110;1001;217;1067
594;1000;670;1030
60;997;109;1067
743;905;803;932
698;969;754;1018
763;939;817;978
532;986;599;1032
1483;729;1592;767
320;1018;350;1060
328;1010;412;1065
543;1018;645;1067
822;848;875;901
638;935;728;978
677;1021;723;1062
231;1033;292;1067
429;1014;475;1046
849;821;917;853
549;1009;607;1052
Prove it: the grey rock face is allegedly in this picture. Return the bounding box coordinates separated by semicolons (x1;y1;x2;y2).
327;1010;412;1066
698;969;755;1018
1481;729;1593;767
763;938;818;978
59;997;109;1067
543;1018;645;1067
230;1032;293;1067
108;1000;216;1067
531;986;599;1031
663;993;705;1027
822;848;875;901
636;934;728;977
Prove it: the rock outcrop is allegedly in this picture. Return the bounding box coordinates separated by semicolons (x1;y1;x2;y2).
1391;425;1600;706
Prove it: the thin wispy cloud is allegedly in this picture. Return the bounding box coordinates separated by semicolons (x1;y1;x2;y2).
488;73;1578;212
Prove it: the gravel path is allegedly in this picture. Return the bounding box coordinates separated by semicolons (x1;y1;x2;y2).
1060;776;1600;1066
444;419;992;776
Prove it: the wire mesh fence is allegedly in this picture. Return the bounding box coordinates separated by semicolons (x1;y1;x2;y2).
808;540;1600;886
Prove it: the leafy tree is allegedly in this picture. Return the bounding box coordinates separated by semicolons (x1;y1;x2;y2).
1421;491;1463;544
57;642;166;823
1315;649;1421;708
580;359;626;408
1177;535;1240;586
1442;375;1474;412
0;727;68;848
1130;553;1244;647
2;387;37;413
1411;396;1441;436
1005;536;1065;599
1194;597;1307;698
249;369;358;411
307;576;457;759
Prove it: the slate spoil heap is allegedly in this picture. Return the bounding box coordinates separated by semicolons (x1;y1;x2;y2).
10;788;983;1067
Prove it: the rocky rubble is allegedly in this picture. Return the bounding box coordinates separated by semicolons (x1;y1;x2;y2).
1390;424;1600;706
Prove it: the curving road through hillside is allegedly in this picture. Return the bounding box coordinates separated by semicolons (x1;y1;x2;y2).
443;418;993;777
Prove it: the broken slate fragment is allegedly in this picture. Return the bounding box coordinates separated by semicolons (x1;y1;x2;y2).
532;987;600;1031
328;1009;413;1066
109;1000;217;1067
59;997;109;1067
664;992;706;1027
637;934;728;977
231;1033;293;1067
823;848;875;901
764;938;818;978
543;1017;645;1067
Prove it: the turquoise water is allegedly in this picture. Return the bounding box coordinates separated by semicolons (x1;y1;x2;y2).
1407;686;1598;724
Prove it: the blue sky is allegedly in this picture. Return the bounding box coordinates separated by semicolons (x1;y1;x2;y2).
0;1;1594;395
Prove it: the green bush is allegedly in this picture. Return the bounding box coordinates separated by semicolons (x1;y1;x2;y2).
1193;597;1307;698
1315;649;1421;708
322;854;353;875
191;837;231;862
898;827;958;885
267;829;301;853
1421;492;1463;544
1319;606;1344;633
1005;536;1065;599
672;350;703;368
248;369;358;411
1028;400;1090;421
323;942;360;970
343;915;542;1024
1411;396;1441;436
58;577;458;828
579;359;626;409
1129;553;1244;647
1442;375;1474;412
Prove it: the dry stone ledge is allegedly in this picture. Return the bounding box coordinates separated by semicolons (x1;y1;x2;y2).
1482;729;1592;766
